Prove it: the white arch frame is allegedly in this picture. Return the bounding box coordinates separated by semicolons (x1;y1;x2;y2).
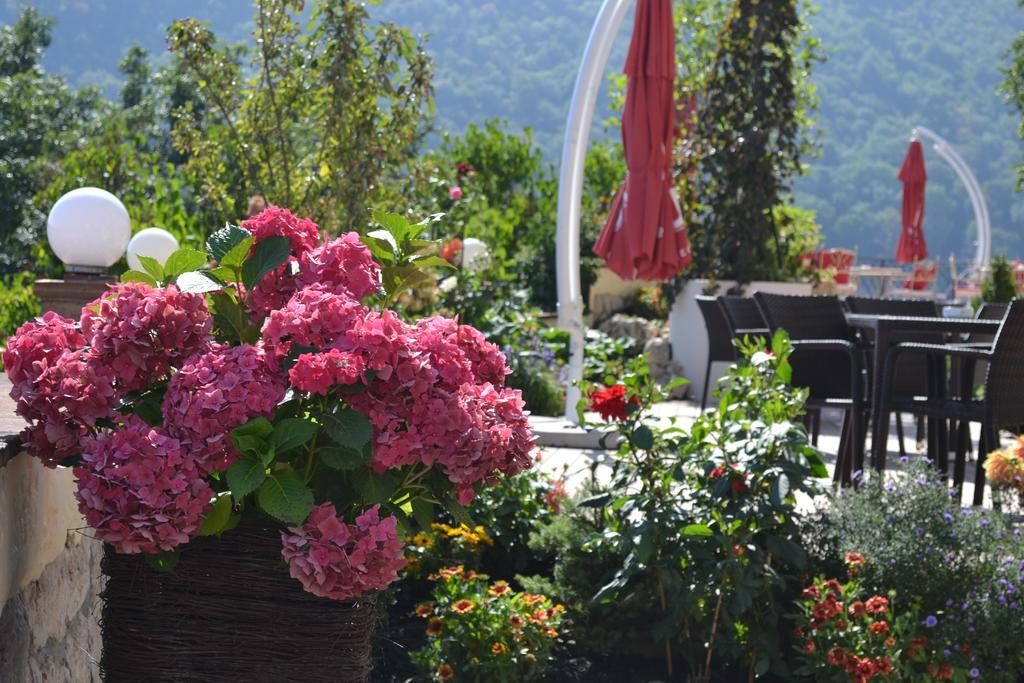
555;0;633;422
912;126;991;270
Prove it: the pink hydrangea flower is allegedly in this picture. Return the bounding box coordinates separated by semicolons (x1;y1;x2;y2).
247;268;300;323
25;350;118;425
261;285;367;360
280;503;405;601
296;233;381;300
162;344;285;473
80;283;212;391
21;421;85;468
289;349;365;395
3;311;86;393
241;205;320;257
75;416;213;554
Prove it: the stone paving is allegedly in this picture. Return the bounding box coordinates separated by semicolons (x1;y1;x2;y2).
533;401;997;507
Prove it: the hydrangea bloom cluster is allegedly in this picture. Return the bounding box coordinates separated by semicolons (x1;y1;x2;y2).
297;233;381;300
336;314;534;502
75;417;213;554
80;282;212;391
162;344;286;472
280;504;406;600
4;204;535;603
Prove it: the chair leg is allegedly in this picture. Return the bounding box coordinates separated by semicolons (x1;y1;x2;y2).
916;415;926;451
974;422;999;506
834;411;851;486
894;413;906;457
701;360;712;412
812;409;821;446
952;420;970;501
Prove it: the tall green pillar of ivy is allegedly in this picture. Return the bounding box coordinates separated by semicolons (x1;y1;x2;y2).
691;0;803;283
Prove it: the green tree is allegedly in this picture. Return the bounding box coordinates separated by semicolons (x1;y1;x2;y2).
1002;0;1024;190
689;0;808;283
167;0;435;232
980;252;1018;304
0;7;100;273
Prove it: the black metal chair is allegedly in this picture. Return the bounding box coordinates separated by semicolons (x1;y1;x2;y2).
753;293;869;484
695;295;738;411
718;295;769;337
873;300;1024;505
844;297;940;458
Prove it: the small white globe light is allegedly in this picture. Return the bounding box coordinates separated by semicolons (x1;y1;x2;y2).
460;237;490;271
47;187;132;272
127;228;179;272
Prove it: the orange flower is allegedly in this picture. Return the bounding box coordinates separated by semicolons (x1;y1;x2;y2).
834;619;849;631
885;637;896;648
426;618;444;636
844;551;866;567
542;627;559;638
528;608;549;625
876;656;893;675
848;601;866;618
521;594;546;607
491;642;508;655
416;604;434;618
452;599;475;615
436;663;454;680
864;595;889;615
524;652;536;663
488;581;512;597
802;638;816;654
870;620;890;636
983;445;1024;491
508;615;525;629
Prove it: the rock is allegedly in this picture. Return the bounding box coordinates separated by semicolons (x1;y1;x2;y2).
643;337;688;399
598;314;660;347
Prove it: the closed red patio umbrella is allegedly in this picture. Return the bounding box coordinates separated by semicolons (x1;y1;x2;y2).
896;139;928;264
593;0;691;281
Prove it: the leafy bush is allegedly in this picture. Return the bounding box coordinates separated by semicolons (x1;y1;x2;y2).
467;465;564;576
0;273;40;352
802;456;1024;679
980;252;1018;304
525;334;826;679
411;566;566;682
792;569;971;681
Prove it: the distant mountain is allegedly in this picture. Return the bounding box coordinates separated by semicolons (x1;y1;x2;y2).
3;0;1023;269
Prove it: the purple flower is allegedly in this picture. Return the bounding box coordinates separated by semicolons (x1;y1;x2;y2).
924;615;938;628
970;669;980;678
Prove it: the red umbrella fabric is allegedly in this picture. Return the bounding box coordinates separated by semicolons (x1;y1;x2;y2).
593;0;691;281
895;140;928;264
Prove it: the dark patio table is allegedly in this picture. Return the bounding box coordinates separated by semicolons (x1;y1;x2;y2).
844;313;1002;468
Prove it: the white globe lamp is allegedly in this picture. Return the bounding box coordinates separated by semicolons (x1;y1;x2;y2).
127;228;179;272
46;187;131;273
460;237;490;271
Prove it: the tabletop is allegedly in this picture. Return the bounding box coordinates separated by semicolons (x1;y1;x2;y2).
845;313;1002;335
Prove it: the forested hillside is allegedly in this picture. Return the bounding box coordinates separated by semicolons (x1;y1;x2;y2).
2;0;1022;265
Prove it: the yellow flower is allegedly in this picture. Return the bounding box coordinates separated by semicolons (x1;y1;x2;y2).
452;599;476;615
491;642;508;655
488;581;512;597
415;604;434;618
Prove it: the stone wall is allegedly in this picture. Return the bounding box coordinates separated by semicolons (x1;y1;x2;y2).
0;533;103;682
0;448;103;683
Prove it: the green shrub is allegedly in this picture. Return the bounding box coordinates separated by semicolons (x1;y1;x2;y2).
802;456;1024;679
980;252;1018;304
0;273;40;364
410;567;567;682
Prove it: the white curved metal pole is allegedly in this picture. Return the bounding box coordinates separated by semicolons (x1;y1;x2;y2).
913;126;991;270
556;0;633;422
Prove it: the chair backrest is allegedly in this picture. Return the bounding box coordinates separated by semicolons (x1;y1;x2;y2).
753;292;852;341
984;300;1024;427
718;295;766;332
695;295;737;362
845;296;938;317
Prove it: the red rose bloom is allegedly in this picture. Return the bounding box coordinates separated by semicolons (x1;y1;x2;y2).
588;384;637;422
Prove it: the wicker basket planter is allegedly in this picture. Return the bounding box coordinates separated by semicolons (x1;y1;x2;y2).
100;515;377;683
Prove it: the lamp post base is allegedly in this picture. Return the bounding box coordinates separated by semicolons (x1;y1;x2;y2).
34;275;115;319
